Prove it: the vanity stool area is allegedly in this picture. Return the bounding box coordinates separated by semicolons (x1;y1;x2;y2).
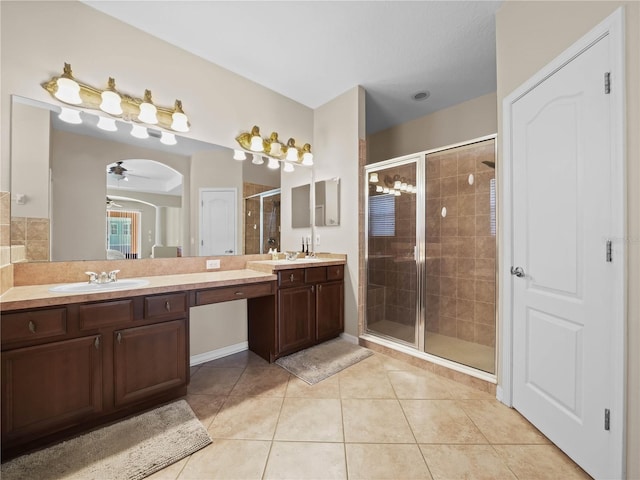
0;258;345;460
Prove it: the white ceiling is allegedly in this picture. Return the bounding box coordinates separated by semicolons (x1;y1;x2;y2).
83;0;502;134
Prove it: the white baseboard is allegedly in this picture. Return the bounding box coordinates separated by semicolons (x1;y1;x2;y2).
340;332;359;344
190;342;248;367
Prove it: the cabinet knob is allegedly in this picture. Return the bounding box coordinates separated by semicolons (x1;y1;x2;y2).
28;320;36;333
165;301;171;311
318;284;322;292
235;291;244;296
116;332;122;344
94;336;101;349
290;273;295;282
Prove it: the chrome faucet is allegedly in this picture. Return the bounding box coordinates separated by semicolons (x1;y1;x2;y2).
85;270;120;284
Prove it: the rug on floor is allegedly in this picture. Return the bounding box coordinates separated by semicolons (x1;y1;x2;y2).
1;399;211;480
276;338;374;385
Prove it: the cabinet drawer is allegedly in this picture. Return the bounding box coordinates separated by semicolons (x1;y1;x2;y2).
326;264;344;281
305;267;327;284
195;282;274;305
145;293;187;321
79;300;134;330
1;308;67;345
278;269;305;288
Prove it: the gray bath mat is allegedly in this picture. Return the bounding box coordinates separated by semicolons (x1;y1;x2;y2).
276;338;374;385
1;399;211;480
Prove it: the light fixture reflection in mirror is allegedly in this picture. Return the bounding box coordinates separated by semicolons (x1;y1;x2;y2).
97;116;117;132
233;150;246;161
130;124;149;139
160;132;177;146
59;107;82;124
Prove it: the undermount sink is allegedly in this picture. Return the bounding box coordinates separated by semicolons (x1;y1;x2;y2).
49;278;150;294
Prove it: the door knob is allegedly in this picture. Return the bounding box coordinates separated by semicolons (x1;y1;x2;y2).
510;266;525;278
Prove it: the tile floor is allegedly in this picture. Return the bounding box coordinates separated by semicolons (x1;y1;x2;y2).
149;349;591;480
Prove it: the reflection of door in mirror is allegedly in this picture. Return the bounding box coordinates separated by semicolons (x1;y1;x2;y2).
200;189;237;255
243;187;281;254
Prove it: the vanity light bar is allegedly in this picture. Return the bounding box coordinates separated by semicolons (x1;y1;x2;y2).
42;63;190;133
235;125;313;166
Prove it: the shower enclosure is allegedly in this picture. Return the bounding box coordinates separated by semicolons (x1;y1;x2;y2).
365;136;497;375
244;188;281;254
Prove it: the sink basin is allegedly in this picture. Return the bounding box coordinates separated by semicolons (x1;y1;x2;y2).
49;278;150;294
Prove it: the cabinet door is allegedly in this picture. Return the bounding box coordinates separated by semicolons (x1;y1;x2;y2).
113;320;187;407
316;281;344;343
277;285;315;355
2;335;103;442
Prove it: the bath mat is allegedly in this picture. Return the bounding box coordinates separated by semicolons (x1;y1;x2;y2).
276;338;374;385
1;399;211;480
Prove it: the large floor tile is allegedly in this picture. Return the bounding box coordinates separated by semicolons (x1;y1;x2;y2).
387;370;455;399
400;399;487;444
342;398;415;443
147;457;189;480
188;367;244;395
230;366;290;397
420;444;517;480
264;441;347;480
458;400;549;444
208;396;283;440
285;375;340;398
493;444;592;479
339;371;396;398
345;443;433;480
184;394;226;428
274;398;343;442
177;439;271;480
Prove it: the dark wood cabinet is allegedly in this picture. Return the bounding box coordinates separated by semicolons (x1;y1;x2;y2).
114;319;187;407
249;264;344;361
316;280;344;342
1;294;189;459
1;335;103;443
277;285;315;355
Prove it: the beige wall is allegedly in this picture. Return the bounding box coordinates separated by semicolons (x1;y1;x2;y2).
313;86;364;337
190;300;248;357
496;2;640;477
0;0;314;192
367;92;497;164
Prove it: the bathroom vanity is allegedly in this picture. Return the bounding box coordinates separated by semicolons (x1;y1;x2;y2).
0;258;345;459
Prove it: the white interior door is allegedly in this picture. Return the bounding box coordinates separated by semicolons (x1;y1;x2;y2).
507;14;624;480
200;188;237;256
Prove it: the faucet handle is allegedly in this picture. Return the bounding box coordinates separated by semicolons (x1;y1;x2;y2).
108;269;120;282
85;271;98;284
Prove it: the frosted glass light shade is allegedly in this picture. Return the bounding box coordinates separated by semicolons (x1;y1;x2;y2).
376;185;383;192
394;180;401;189
369;173;379;183
96;116;117;131
283;162;295;173
233;150;247;161
138;102;158;124
251;154;264;165
250;135;264;152
269;142;282;156
55;77;82;104
301;152;313;166
160;131;177;145
100;90;122;115
130;124;149;139
286;147;298;162
58;107;82;124
171;111;189;132
267;158;280;170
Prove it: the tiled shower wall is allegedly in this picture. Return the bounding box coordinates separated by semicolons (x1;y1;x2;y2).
10;216;50;262
367;163;417;328
425;139;496;347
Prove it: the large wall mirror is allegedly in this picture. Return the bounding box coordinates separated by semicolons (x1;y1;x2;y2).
9;95;312;263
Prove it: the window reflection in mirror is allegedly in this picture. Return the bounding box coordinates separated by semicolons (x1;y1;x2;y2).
9;95;306;263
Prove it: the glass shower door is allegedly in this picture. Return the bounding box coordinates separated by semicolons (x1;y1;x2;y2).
365;159;418;346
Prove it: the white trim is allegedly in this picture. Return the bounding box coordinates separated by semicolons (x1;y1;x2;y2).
501;7;626;477
340;332;359;344
190;341;248;366
361;334;497;385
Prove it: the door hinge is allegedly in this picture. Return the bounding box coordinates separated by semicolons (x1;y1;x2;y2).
605;408;610;431
606;240;613;262
604;72;611;94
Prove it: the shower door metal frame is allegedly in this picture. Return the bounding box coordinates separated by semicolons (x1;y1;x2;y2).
364;134;499;381
364;154;423;349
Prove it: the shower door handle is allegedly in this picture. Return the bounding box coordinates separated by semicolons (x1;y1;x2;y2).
225;249;234;254
510;266;525;278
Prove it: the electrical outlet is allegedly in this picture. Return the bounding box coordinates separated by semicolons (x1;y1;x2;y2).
315;234;320;246
206;259;220;269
